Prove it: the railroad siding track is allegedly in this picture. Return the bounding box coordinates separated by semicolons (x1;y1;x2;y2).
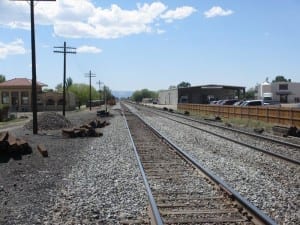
132;104;300;164
122;106;276;225
134;102;300;147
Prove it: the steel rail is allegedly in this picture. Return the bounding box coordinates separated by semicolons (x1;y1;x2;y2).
138;103;300;150
136;105;300;165
129;107;278;225
158;112;300;165
121;107;164;225
171;110;300;149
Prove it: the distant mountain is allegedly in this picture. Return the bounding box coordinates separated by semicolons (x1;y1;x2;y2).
112;90;133;99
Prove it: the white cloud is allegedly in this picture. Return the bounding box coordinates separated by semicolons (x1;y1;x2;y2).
0;39;26;59
1;0;195;39
0;0;29;29
76;2;167;39
54;21;99;39
204;6;233;18
157;29;165;34
161;6;196;23
6;21;30;30
77;45;102;54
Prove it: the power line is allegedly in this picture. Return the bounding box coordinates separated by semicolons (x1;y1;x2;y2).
85;70;96;111
54;41;76;116
11;0;56;134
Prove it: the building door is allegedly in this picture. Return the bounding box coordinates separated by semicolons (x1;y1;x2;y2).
280;95;288;103
11;92;19;111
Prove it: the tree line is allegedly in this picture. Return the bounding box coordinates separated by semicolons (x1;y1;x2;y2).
52;77;114;108
130;81;191;102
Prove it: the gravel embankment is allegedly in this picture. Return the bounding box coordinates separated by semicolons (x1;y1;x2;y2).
0;104;148;225
126;103;300;225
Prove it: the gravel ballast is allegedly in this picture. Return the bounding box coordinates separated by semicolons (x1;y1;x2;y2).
126;103;299;225
0;104;148;224
2;102;299;225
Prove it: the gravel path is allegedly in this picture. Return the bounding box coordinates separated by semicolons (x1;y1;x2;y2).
0;104;148;224
126;103;300;225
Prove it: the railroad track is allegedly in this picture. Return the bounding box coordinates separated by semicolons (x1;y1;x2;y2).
130;103;300;165
121;104;276;225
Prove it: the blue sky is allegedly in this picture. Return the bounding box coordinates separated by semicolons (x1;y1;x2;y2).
0;0;299;92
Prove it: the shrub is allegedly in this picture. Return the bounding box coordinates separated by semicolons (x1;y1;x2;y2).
0;104;9;122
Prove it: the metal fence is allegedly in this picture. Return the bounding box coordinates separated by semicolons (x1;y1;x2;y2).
178;103;300;127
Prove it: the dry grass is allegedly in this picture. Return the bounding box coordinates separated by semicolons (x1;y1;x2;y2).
222;117;274;133
178;109;275;133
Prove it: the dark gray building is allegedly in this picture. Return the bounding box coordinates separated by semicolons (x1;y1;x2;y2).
178;84;245;104
158;84;245;105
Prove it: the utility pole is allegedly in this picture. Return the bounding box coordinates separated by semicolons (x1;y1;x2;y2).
96;80;103;104
103;85;107;113
85;70;96;111
11;0;56;134
54;42;76;116
96;80;107;113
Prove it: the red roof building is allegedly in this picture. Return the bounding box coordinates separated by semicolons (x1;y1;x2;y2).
0;78;76;112
0;78;47;111
0;78;47;88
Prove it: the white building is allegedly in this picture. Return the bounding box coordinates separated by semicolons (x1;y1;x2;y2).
257;79;300;103
158;88;178;105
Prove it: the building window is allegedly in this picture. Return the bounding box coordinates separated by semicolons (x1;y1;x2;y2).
295;97;300;103
57;99;64;105
46;99;55;105
11;92;19;106
21;92;29;105
1;92;9;104
37;98;43;105
279;84;288;90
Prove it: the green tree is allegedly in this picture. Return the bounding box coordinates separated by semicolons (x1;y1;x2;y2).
55;77;73;91
68;83;98;108
272;75;291;82
131;89;158;102
43;88;54;92
177;81;191;88
66;77;73;89
245;87;256;99
104;86;114;100
131;90;142;102
0;74;6;83
55;83;63;92
96;85;115;104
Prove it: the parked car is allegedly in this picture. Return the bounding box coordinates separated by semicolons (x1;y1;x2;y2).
233;100;244;106
241;100;281;107
216;100;225;105
219;99;239;105
152;99;158;104
241;100;264;106
263;100;281;106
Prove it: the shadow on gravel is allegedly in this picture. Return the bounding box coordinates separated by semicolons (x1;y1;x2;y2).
0;147;32;163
